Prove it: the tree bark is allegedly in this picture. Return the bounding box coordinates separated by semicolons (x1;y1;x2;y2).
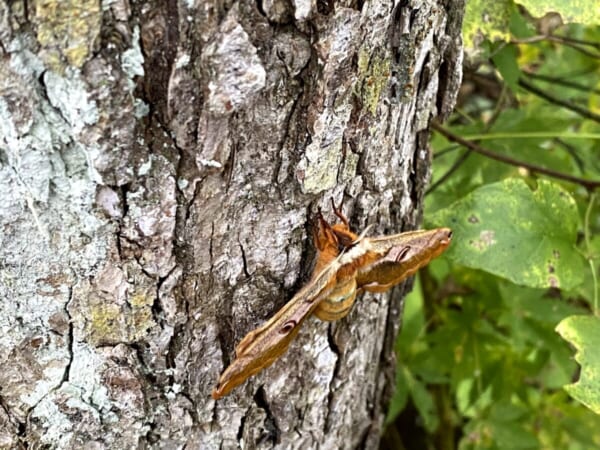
0;0;463;448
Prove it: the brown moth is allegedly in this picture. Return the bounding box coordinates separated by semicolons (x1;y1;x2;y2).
212;202;452;399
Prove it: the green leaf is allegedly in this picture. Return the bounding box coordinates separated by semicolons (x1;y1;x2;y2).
409;373;439;432
385;366;409;425
488;420;540;449
395;276;425;354
428;178;585;289
556;315;600;414
492;44;521;92
518;0;600;25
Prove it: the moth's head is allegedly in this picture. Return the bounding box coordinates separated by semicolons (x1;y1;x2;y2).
331;223;358;249
314;209;359;253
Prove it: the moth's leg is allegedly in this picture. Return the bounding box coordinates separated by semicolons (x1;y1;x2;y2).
330;197;349;228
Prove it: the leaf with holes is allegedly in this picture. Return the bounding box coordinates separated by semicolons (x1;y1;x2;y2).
428;178;585;289
556;315;600;415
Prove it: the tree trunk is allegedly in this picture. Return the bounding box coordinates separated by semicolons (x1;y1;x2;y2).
0;0;463;448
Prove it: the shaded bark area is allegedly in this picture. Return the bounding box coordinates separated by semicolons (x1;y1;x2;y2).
0;0;463;448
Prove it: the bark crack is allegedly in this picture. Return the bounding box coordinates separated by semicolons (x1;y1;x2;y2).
19;283;77;438
272;93;301;191
152;264;178;327
209;221;215;273
324;323;342;433
253;386;281;445
236;408;247;441
223;141;237;190
238;239;251;279
60;286;75;385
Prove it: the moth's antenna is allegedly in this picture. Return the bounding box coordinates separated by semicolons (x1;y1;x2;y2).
317;207;332;231
330;197;349;228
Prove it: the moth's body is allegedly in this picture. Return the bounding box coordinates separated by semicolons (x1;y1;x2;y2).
315;229;452;320
212;203;452;400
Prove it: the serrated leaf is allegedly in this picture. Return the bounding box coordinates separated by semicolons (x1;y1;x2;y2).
428;178;585;289
556;315;600;414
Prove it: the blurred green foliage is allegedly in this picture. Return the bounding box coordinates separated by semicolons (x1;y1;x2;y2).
383;3;600;449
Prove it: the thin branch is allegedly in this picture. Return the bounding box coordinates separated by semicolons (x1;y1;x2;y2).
553;138;585;173
427;149;472;195
433;144;461;159
518;78;600;124
511;35;600;59
430;122;600;191
511;34;600;49
523;71;600;96
551;34;600;49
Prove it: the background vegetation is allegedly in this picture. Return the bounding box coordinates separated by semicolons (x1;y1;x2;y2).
383;2;600;449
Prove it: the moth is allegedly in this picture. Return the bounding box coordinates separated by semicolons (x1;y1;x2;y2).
212;202;452;399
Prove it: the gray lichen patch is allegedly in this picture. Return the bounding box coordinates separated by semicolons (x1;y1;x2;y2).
0;328;70;418
121;26;145;82
0;43;110;437
77;54;141;186
293;0;314;21
28;343;147;449
43;70;99;132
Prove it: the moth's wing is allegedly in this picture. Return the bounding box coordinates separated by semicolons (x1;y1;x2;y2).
212;260;340;399
356;229;452;292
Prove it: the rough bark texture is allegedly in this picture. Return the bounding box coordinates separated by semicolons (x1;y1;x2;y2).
0;0;463;448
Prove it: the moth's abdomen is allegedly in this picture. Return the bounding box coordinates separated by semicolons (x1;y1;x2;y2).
313;278;357;321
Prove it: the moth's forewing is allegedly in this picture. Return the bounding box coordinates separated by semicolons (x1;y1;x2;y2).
356;228;452;292
212;258;342;399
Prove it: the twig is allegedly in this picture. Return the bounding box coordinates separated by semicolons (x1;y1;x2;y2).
523;71;600;96
430;122;600;191
518;78;600;124
427;149;472;195
433;145;461;159
550;34;600;49
511;35;600;59
553;139;585;173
